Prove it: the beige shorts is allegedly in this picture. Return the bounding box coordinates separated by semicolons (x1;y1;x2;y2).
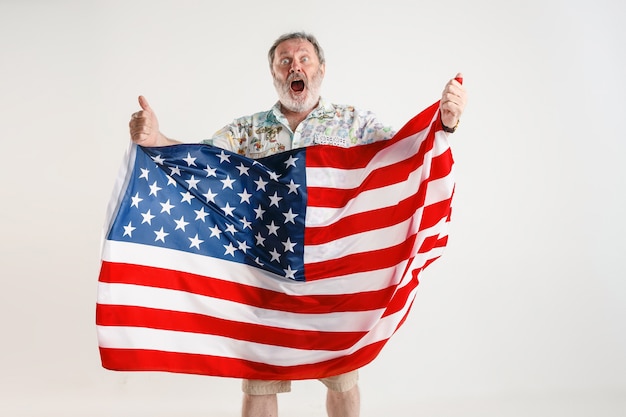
242;370;359;395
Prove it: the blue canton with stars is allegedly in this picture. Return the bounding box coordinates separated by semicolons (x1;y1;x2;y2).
107;144;308;281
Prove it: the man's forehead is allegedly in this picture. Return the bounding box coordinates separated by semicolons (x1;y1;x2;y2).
275;39;315;56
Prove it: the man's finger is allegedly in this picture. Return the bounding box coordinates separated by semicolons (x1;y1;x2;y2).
138;95;152;112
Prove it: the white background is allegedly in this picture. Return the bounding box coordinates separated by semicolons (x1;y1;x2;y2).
1;0;625;416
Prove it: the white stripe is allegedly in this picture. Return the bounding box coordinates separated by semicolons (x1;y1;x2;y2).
97;282;385;332
424;176;455;206
102;240;404;295
97;284;418;367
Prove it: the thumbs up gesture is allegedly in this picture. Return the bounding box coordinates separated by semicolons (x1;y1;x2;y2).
129;96;175;147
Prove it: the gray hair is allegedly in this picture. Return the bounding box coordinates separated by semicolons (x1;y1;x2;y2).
267;32;325;67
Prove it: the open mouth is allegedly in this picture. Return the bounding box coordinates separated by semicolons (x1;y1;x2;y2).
290;80;305;92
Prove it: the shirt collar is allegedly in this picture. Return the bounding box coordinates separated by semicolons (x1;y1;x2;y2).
269;97;335;124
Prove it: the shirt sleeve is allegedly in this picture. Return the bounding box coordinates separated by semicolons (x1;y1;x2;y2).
201;121;247;154
349;108;396;146
202;125;234;151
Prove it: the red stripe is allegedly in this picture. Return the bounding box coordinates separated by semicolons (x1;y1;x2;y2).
430;148;454;179
307;136;432;208
304;234;417;281
381;275;420;318
99;338;389;380
305;185;429;245
96;304;366;351
98;262;396;313
419;197;453;231
305;137;388;169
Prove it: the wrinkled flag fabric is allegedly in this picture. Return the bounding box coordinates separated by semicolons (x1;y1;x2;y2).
97;100;455;380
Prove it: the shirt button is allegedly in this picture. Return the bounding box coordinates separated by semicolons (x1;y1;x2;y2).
292;132;301;148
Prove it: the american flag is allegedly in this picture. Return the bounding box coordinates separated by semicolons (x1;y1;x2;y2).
97;100;455;380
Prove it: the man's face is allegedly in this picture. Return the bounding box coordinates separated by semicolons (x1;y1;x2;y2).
271;38;325;113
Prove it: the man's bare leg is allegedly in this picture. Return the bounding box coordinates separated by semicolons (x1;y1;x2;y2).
326;384;360;417
242;393;278;417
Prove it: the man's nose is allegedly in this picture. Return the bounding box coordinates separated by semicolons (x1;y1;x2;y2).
290;62;302;73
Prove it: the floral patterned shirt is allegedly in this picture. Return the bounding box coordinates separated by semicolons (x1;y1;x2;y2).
203;98;395;159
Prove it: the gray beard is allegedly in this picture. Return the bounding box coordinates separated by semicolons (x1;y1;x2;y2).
274;70;323;113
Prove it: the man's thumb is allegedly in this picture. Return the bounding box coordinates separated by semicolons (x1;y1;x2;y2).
138;95;152;112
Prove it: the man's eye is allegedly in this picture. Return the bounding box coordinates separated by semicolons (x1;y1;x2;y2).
301;57;309;63
280;59;290;65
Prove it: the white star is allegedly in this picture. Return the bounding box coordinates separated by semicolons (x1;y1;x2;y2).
286;179;301;195
208;224;222;238
282;237;297;253
221;202;236;217
255;232;266;246
203;188;218;203
268;192;283;207
151;155;166;165
223;242;237;256
225;223;237;235
218;150;231;163
268;170;280;181
160;199;175;214
194;207;209;222
131;192;143;208
141;209;155;225
237;240;250;253
284;155;298;168
221;175;236;190
174;216;189;231
236;163;250;176
183;153;197;167
154;227;169;243
204;165;217;177
189;234;203;250
170;165;182;176
139;168;150;181
241;217;252;230
266;221;280;236
185;175;200;190
269;248;281;262
149;181;162;197
238;189;252;204
254;177;268;191
166;175;177;187
283;265;297;280
254;257;263;265
253;205;266;220
180;191;194;204
283;208;298;224
123;221;136;237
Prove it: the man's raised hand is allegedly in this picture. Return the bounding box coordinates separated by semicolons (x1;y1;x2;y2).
129;95;176;147
440;73;467;132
